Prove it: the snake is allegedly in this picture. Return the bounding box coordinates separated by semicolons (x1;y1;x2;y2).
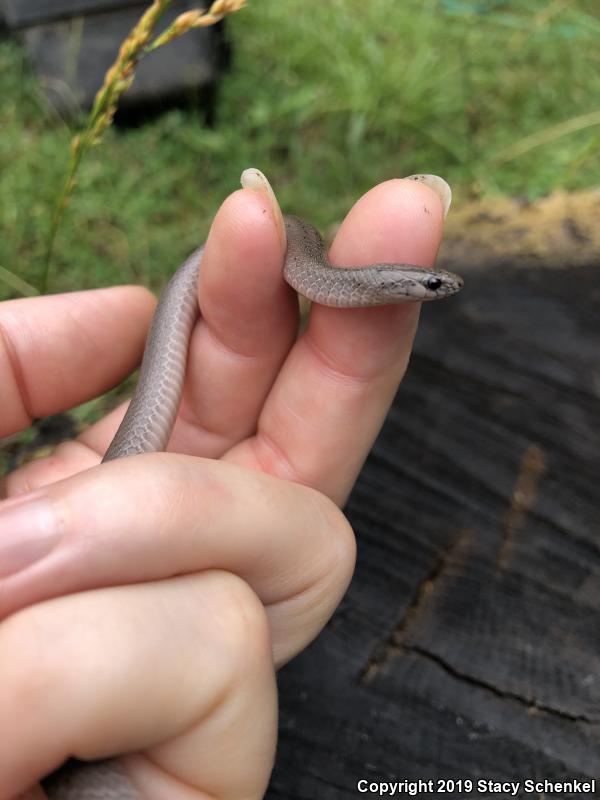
39;171;463;799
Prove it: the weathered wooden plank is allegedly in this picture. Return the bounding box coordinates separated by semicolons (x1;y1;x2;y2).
14;2;223;114
4;0;142;28
267;262;600;798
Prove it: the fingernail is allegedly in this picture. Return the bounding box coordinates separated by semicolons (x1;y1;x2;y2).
240;167;287;249
404;174;452;218
0;496;61;578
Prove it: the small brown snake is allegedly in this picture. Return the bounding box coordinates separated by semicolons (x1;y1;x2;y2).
41;169;463;799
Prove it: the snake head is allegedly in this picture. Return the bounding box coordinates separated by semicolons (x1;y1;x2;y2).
418;268;464;300
370;265;464;302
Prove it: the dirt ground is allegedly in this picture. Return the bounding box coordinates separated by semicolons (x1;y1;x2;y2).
440;189;600;271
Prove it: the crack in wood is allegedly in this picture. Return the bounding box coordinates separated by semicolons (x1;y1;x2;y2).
402;643;599;725
358;510;598;724
496;443;547;572
358;528;473;684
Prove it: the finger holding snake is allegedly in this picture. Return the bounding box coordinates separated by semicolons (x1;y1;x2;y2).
0;171;458;798
6;169;456;504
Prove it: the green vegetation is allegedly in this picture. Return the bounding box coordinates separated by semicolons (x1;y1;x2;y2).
1;0;599;302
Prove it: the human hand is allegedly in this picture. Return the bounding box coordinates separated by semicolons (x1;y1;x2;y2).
0;172;448;798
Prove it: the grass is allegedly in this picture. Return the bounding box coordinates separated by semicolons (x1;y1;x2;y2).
1;0;599;302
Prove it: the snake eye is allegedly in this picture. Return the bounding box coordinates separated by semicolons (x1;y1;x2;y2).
425;277;442;291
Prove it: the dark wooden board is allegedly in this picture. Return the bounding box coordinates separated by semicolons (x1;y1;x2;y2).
5;0;143;28
267;262;600;799
5;1;224;114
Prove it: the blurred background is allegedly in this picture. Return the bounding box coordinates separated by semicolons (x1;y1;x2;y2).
1;0;599;298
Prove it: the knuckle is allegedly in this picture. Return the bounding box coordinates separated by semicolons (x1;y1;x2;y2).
310;488;357;588
194;571;271;680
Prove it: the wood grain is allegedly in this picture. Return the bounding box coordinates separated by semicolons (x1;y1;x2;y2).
268;261;600;799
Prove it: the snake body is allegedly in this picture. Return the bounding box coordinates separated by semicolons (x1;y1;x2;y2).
41;213;462;799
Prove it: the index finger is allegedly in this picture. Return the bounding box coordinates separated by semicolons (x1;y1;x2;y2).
226;176;448;505
0;287;155;438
